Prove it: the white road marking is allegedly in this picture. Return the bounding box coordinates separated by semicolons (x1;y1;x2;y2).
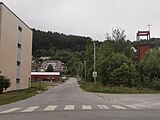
21;106;39;112
0;104;142;114
0;108;21;113
43;105;57;111
126;105;141;109
98;105;110;109
112;105;126;109
64;105;75;110
82;105;92;110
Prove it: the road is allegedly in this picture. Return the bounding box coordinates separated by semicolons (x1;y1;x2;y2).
0;78;160;120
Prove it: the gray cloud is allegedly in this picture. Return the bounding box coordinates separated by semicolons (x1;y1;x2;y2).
1;0;160;41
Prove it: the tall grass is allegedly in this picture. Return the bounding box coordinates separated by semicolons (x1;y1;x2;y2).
80;82;160;94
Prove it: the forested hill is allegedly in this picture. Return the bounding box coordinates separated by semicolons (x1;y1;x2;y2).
132;38;160;48
32;29;92;57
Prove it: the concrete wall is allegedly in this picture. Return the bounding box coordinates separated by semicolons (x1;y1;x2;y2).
0;3;32;91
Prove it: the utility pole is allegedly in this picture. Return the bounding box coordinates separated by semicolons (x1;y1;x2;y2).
147;23;152;40
77;68;79;79
84;60;86;81
81;62;83;79
79;63;81;80
147;23;152;32
93;41;97;83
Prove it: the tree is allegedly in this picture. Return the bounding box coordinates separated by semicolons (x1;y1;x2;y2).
111;27;126;41
84;27;138;86
32;28;91;56
97;53;128;85
46;65;54;72
54;50;71;63
111;62;137;87
0;75;11;94
104;27;135;59
111;63;130;86
139;49;160;89
32;29;92;76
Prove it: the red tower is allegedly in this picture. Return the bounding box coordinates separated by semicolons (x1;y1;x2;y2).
136;31;150;61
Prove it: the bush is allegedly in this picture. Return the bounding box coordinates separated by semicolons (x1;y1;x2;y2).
150;80;160;90
98;53;131;86
111;63;130;86
139;49;160;88
0;75;11;94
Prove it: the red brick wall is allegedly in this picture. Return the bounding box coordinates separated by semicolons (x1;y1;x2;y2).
138;44;150;61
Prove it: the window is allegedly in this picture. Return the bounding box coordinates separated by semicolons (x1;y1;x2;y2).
18;26;22;32
16;78;20;84
18;43;21;49
17;61;21;66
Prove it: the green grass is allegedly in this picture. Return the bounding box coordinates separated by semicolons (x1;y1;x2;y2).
0;81;54;105
79;81;160;94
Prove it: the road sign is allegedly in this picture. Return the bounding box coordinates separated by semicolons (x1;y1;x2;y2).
93;71;97;78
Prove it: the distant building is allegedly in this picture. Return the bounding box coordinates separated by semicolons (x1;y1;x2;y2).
39;60;64;72
31;72;60;81
0;3;32;91
39;56;51;61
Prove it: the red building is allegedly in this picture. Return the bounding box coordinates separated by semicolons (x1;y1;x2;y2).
136;31;150;61
137;44;150;61
31;72;60;81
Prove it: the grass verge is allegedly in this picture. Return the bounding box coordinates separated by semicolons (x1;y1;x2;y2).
79;81;160;94
0;81;54;105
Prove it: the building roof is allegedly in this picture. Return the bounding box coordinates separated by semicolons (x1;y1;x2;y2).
31;72;60;76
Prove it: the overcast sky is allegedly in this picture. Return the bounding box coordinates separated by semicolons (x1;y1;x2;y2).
1;0;160;41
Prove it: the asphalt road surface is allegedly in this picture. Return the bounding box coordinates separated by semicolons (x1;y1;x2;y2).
0;78;160;120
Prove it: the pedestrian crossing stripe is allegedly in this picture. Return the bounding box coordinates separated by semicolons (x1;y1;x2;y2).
0;108;21;114
43;105;57;111
126;105;141;109
112;105;126;109
82;105;92;110
98;105;110;109
21;106;39;112
0;104;142;114
64;105;75;110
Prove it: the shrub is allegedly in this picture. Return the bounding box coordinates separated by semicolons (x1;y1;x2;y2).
0;75;11;94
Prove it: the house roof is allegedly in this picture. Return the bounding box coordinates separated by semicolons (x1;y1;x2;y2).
31;72;60;76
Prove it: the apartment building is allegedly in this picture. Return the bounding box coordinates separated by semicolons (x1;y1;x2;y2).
0;3;32;91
